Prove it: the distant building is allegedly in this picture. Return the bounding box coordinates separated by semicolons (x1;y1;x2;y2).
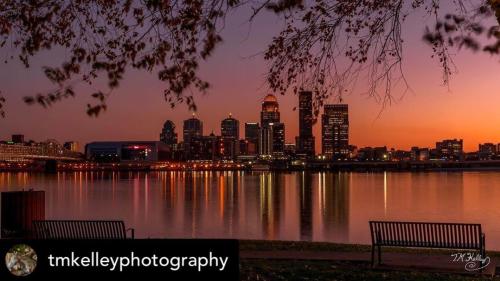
410;147;430;161
85;141;170;162
465;152;479;161
11;134;24;144
183;114;203;159
259;122;285;156
221;113;239;140
259;95;285;157
322;104;349;160
186;133;223;161
436;139;463;161
260;94;280;125
429;148;439;160
221;113;240;160
478;143;497;160
284;143;296;157
63;141;80;152
393;150;411;162
374;147;389;161
0;140;82;162
357;147;374;161
239;139;249;156
160;120;178;146
295;91;315;158
348;145;358;159
357;146;389;161
271;122;285;155
244;122;260;155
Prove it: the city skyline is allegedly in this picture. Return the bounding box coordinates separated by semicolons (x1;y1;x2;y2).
2;92;500;154
2;92;499;157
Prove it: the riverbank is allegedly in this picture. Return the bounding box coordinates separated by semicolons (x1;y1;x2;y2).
4;159;500;172
239;240;500;280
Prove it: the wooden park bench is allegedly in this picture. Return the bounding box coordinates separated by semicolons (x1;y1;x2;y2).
32;220;134;239
369;221;485;267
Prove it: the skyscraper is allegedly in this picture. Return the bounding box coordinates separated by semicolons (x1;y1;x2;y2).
245;122;260;155
221;113;240;159
259;94;285;156
183;114;203;143
271;122;285;154
322;104;349;159
260;94;280;126
160;120;178;145
221;113;239;139
183;114;203;159
295;91;315;157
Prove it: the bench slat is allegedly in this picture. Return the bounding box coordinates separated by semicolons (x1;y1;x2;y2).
32;220;130;239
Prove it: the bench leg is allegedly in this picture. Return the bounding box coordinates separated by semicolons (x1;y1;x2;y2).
378;245;382;265
371;245;375;267
480;247;485;272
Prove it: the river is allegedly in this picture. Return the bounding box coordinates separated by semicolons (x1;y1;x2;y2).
1;171;499;249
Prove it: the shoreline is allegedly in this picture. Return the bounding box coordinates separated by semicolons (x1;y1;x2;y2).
4;160;500;172
2;167;500;173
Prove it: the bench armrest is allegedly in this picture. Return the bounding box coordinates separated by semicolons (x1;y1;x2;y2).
126;228;135;239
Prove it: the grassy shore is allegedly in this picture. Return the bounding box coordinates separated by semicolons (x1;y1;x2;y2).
240;259;495;281
239;240;500;281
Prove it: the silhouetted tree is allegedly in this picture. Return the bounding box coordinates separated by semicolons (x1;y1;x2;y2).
0;0;498;118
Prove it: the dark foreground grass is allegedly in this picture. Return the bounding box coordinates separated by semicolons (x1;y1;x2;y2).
240;259;497;281
239;240;500;281
240;240;370;252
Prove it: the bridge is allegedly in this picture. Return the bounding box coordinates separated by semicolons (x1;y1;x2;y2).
0;140;82;162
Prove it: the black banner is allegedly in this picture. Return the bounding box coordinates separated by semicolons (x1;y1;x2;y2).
0;239;239;280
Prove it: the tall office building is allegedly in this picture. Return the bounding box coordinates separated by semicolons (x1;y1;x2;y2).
183;114;203;159
295;91;315;157
322;104;349;160
271;122;285;154
183;114;203;142
160;120;178;146
221;113;239;139
221;113;240;159
245;122;260;155
259;94;285;156
260;94;280;126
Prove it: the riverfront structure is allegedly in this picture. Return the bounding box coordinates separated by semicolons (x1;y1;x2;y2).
160;120;178;146
221;113;240;160
295;91;315;158
259;94;285;157
322;104;349;160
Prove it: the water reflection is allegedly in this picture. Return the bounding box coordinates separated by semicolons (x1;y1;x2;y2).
299;172;312;241
1;171;500;249
320;172;350;243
